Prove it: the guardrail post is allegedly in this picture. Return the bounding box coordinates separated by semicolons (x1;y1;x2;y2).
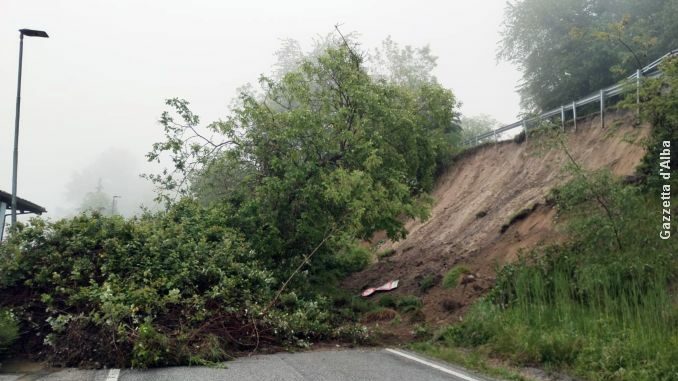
572;101;577;132
560;105;565;131
600;89;605;129
523;120;528;143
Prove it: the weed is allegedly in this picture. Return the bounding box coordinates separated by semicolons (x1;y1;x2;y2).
0;309;18;358
361;308;397;323
442;266;470;289
413;324;431;339
378;295;398;309
411;342;530;381
397;295;423;313
418;274;437;293
377;249;396;259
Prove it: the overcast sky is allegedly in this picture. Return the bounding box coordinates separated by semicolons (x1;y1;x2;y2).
1;0;521;218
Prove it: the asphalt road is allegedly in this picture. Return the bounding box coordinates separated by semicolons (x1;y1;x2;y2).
0;348;496;381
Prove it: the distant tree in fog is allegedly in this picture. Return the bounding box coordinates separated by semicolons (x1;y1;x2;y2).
79;179;112;214
460;114;502;141
65;149;157;217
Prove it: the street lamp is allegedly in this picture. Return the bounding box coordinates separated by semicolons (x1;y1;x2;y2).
11;28;49;226
111;195;121;215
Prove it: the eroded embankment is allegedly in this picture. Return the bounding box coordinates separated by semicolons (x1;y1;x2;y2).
344;111;650;324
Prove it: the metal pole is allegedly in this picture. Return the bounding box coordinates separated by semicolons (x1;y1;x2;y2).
636;68;641;120
599;89;605;129
560;105;565;131
0;202;7;241
523;121;528;143
572;101;577;132
11;33;24;226
111;195;120;215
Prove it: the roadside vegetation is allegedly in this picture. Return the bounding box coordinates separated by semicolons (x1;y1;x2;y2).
416;57;678;381
0;309;18;357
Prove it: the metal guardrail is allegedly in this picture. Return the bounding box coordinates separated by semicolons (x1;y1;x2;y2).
464;49;678;146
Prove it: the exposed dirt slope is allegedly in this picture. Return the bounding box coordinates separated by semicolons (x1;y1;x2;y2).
344;111;650;324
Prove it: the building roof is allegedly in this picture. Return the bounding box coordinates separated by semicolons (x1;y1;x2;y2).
0;190;47;215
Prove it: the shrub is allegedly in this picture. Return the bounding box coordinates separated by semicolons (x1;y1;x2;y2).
413;324;431;339
437;300;499;347
376;294;423;313
442;266;470;289
361;308;397;323
396;295;423;313
377;249;396;259
378;295;398;309
348;296;375;314
513;130;526;144
330;245;371;277
0;202;337;367
0;309;18;357
418;274;437;293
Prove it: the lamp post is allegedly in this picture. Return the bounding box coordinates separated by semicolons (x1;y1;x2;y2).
111;196;121;215
11;28;49;226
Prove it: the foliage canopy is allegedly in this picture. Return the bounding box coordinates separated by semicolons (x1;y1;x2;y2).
500;0;678;111
146;35;462;283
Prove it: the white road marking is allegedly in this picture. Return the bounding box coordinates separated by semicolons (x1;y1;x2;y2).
105;368;120;381
385;348;484;381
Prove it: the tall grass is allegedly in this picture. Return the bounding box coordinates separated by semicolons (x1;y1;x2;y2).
430;172;677;380
488;254;677;379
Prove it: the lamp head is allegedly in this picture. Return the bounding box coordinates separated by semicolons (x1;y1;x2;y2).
19;29;49;38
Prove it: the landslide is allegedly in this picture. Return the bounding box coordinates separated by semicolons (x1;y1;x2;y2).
344;111;651;324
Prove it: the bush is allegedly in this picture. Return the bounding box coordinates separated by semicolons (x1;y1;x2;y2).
0;202;337;367
376;294;423;313
396;295;423;313
436;300;498;347
377;249;396;259
338;246;371;274
378;295;398;309
442;266;470;289
0;309;18;357
361;308;397;323
418;274;437;293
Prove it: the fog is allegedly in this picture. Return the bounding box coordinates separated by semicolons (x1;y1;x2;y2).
0;0;521;218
